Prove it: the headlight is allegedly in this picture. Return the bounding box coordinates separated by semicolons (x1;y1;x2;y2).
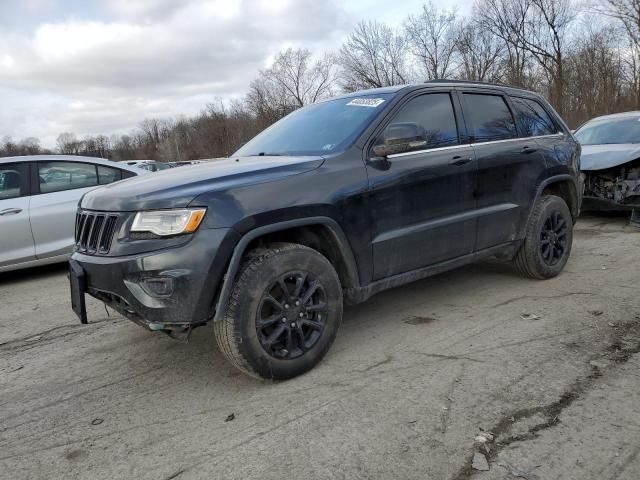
131;208;206;236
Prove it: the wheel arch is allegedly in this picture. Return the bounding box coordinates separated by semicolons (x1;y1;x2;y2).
540;176;580;221
212;217;359;322
521;175;580;240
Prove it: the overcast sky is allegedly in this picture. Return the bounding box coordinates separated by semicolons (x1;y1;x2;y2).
0;0;472;147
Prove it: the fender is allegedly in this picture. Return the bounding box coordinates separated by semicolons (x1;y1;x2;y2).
212;217;360;322
540;173;581;214
519;174;581;238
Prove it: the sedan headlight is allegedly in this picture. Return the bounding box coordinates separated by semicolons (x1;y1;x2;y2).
131;208;206;236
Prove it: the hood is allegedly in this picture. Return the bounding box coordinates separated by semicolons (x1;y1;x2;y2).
81;156;324;211
580;144;640;171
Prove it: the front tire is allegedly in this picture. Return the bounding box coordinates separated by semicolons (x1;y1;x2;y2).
214;243;343;380
514;195;573;279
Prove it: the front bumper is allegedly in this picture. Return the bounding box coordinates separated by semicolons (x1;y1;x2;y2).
71;227;238;331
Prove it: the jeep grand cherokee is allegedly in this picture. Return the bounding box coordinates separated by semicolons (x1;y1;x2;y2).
70;81;581;380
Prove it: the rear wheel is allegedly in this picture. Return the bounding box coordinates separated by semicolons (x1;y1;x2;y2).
214;243;342;380
514;195;573;279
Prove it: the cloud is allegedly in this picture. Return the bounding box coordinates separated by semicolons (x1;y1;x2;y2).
0;0;470;147
0;0;353;146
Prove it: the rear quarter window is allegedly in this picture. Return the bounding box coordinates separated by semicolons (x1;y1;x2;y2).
511;97;558;137
97;165;123;185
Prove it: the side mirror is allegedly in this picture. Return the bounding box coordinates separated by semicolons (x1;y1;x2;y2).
371;122;427;158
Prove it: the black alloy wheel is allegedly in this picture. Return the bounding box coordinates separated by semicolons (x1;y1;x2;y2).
540;211;568;266
256;271;328;360
513;194;573;279
214;243;343;380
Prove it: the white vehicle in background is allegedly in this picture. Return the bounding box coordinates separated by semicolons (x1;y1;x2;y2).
0;155;146;273
575;111;640;226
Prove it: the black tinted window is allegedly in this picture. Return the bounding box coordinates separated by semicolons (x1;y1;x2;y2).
38;162;98;193
97;165;122;185
0;163;28;200
512;97;557;136
464;93;517;142
375;93;459;152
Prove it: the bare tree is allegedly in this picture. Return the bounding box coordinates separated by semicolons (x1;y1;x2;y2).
599;1;640;105
56;132;80;155
564;22;626;124
476;0;576;114
246;74;295;126
601;0;640;43
455;20;504;81
405;1;459;79
339;21;411;91
268;48;338;107
246;48;337;125
476;0;536;87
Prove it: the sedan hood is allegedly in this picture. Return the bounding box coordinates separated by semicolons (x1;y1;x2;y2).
580;144;640;171
81;156;324;211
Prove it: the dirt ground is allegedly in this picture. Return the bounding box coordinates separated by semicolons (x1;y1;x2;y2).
1;215;639;480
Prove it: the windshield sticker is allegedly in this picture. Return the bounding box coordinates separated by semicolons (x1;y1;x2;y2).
346;98;385;108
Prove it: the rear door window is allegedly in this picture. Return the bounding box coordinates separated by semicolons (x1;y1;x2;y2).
511;97;558;137
374;93;459;153
463;93;517;143
0;163;29;200
38;162;98;194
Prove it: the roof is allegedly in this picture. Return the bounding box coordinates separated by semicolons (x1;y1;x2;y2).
585;111;640;122
0;154;142;174
324;81;538;103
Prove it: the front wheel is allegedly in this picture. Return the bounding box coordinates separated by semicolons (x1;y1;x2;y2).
214;243;343;380
514;195;573;279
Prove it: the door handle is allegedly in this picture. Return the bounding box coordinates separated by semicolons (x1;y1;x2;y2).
521;145;537;154
0;208;22;216
449;156;473;166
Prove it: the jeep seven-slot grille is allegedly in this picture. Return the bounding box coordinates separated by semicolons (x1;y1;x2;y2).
75;211;118;255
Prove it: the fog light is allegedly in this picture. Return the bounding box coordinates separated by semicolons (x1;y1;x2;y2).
141;277;174;297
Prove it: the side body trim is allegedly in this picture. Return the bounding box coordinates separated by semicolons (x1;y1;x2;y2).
387;133;564;160
373;203;518;244
346;241;519;305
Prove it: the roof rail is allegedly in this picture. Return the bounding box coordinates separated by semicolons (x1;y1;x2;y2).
424;79;527;90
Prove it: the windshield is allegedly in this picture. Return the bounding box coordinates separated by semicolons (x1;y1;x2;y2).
234;94;393;157
575;116;640;145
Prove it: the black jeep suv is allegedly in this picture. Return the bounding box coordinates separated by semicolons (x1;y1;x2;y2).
70;81;581;379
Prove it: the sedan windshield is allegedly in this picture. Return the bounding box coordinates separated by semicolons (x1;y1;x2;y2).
234;94;393;157
575;116;640;145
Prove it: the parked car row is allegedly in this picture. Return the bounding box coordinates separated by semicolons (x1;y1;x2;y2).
119;160;175;171
0;155;216;273
1;81;639;380
0;156;147;272
118;159;211;171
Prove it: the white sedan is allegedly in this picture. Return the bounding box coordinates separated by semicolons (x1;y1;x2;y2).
0;155;146;273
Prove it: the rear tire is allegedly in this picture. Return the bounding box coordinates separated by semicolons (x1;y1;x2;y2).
214;243;343;380
514;195;573;279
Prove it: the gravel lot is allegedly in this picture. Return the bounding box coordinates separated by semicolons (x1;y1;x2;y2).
1;215;639;480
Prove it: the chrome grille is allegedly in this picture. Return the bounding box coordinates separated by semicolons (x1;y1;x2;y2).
75;211;119;255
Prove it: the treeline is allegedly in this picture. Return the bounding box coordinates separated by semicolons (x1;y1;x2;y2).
3;0;640;161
